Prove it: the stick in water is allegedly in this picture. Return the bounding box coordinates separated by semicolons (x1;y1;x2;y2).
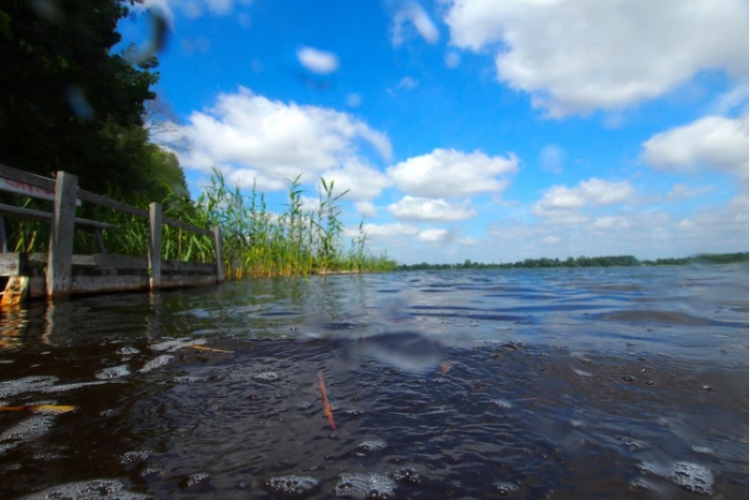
317;371;336;430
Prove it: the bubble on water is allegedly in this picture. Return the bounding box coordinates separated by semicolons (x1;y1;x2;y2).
393;467;421;485
151;338;205;352
297;401;313;410
254;371;280;383
139;355;174;373
183;473;210;488
0;415;55;446
670;462;714;495
495;482;520;495
117;346;141;357
333;472;396;499
174;376;203;384
491;399;513;410
96;364;131;380
121;449;151;464
0;376;58;399
265;475;320;497
357;439;387;453
18;479;150;499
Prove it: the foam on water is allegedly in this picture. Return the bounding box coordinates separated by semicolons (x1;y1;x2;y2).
332;472;397;499
0;415;56;454
491;399;513;410
356;439;388;453
0;376;58;399
151;338;205;352
38;381;109;393
265;475;320;497
18;479;150;500
96;364;131;380
254;371;280;383
139;355;174;373
670;461;714;495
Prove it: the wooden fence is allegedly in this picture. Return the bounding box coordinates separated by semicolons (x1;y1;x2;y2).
0;164;223;301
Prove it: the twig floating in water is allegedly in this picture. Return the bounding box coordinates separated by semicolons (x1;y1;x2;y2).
189;345;234;354
0;404;76;414
318;371;336;430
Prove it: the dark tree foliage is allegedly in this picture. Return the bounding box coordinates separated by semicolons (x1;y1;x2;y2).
397;253;748;271
0;0;181;201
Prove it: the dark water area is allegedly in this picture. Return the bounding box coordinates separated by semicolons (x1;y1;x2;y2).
0;264;747;499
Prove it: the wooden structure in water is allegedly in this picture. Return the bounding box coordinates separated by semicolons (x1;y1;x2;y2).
0;164;223;301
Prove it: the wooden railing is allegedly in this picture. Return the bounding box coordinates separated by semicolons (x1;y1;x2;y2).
0;163;223;300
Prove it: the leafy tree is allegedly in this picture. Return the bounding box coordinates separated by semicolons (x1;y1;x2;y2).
0;0;174;200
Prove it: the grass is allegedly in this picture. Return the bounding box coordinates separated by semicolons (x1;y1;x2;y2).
2;170;397;278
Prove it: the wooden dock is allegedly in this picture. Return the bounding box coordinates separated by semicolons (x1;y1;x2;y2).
0;164;223;301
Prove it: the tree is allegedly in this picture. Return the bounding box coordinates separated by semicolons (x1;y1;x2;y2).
0;0;166;199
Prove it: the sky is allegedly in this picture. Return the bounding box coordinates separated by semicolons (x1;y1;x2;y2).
122;0;749;265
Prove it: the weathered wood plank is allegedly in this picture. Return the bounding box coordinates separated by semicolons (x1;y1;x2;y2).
95;254;148;270
0;163;56;191
148;202;162;291
159;274;220;288
0;203;118;230
70;275;150;294
76;189;150;218
162;260;216;274
47;172;78;300
29;276;45;298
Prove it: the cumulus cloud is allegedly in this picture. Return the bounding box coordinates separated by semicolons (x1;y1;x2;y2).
642;115;749;178
175;87;392;196
391;1;440;46
388;148;518;198
418;228;451;243
296;46;340;74
532;178;636;219
321;160;391;200
442;0;749;117
361;222;419;238
389;196;476;221
355;201;377;218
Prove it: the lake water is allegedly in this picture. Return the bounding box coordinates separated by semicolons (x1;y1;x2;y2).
0;264;747;499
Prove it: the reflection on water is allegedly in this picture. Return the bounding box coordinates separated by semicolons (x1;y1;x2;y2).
0;264;747;499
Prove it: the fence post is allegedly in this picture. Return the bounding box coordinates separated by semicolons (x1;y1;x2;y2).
47;171;78;300
148;202;162;291
213;226;224;282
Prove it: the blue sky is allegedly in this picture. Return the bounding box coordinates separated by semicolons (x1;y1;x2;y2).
123;0;748;265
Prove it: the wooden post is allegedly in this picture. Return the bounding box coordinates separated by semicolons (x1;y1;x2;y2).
47;171;78;300
213;226;224;282
148;202;162;291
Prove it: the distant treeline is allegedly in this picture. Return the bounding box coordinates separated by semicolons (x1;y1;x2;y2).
397;252;749;271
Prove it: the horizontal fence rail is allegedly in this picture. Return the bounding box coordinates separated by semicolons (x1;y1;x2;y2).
0;163;223;300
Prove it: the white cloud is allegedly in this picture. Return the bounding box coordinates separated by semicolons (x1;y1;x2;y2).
361;222;419;238
539;144;566;173
389;196;476;222
175;87;392;194
642;115;749;178
592;216;631;230
321;160;391;201
532;178;636;219
391;1;440;46
355;201;377;218
418;228;451;243
296;46;340;74
442;0;749;117
388;148;518;198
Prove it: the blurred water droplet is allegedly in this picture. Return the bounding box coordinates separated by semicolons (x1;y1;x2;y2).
347;332;441;372
65;86;94;121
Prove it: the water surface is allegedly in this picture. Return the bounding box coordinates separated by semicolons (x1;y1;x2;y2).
0;265;747;499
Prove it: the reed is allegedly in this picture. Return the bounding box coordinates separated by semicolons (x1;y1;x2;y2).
1;170;397;278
